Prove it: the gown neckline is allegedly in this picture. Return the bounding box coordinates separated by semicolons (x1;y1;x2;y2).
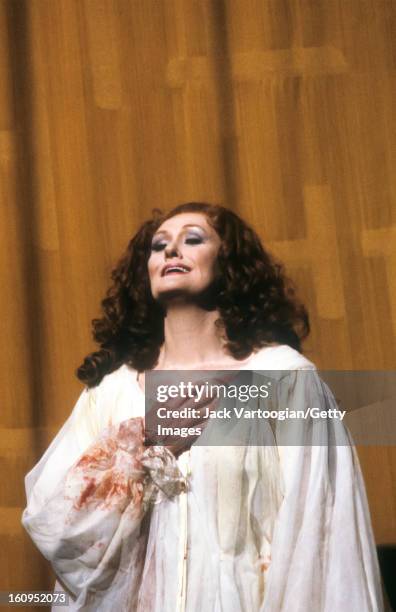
131;344;282;397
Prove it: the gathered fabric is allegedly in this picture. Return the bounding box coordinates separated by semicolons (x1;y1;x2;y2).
21;345;384;611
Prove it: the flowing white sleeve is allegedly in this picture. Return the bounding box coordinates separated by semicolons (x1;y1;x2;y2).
260;368;385;612
21;386;187;610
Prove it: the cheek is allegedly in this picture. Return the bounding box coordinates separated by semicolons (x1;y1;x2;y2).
147;261;157;284
147;253;158;272
202;251;219;274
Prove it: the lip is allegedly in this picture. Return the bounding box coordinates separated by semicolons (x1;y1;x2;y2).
161;263;191;277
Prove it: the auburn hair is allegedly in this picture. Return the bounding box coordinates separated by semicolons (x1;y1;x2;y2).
76;202;310;387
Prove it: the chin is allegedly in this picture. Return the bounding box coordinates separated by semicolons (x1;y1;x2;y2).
155;284;218;311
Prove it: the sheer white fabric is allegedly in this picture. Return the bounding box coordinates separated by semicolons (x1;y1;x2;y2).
21;345;384;611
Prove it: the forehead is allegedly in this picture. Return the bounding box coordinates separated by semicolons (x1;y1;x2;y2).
154;212;213;235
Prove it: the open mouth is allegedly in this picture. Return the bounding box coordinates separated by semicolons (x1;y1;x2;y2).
162;266;191;276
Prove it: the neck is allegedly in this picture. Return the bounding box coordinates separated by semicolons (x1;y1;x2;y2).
156;302;228;369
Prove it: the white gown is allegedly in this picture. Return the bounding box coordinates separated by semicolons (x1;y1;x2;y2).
21;344;385;611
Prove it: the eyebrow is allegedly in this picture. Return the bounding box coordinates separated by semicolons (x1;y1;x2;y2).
152;224;206;238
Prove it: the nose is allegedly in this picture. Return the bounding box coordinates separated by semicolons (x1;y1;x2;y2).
164;240;181;258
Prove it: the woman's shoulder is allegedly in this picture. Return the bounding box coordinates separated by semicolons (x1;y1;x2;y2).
91;362;137;394
77;363;143;433
251;344;316;371
91;362;143;406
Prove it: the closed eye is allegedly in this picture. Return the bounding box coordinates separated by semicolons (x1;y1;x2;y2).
150;237;203;251
150;243;166;251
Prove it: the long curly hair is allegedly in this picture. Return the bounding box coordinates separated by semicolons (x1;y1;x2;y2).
76;202;310;388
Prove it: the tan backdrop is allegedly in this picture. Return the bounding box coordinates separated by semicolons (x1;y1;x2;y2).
1;0;395;605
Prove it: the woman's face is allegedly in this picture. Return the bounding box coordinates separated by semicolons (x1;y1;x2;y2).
148;212;222;302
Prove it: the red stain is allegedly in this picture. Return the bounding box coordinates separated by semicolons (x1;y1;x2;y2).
130;479;144;506
69;418;148;513
75;442;117;470
257;553;271;573
72;472;146;512
97;472;128;501
75;477;97;509
118;419;144;444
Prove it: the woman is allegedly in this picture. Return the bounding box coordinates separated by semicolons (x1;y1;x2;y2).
22;202;384;611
